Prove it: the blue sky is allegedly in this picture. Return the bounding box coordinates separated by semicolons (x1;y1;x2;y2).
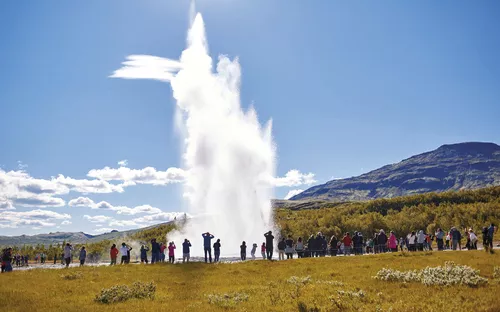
1;0;499;236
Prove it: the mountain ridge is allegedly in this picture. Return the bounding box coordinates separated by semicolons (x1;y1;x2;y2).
291;142;500;201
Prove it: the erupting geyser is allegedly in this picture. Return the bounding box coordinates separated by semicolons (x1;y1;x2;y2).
112;11;276;256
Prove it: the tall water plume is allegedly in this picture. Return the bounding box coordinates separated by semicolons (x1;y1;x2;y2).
112;11;276;255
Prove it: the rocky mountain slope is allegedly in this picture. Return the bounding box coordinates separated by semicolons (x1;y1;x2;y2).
291;142;500;201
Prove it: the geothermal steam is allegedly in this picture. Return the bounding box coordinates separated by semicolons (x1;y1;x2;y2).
112;13;276;256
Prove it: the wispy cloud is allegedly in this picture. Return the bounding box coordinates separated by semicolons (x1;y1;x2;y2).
109;55;182;82
284;189;304;200
273;170;317;187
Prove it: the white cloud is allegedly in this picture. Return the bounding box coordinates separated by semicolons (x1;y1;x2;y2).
273;170;317;187
53;175;124;194
135;211;187;223
69;197;163;216
84;215;113;223
68;196;96;207
284;189;304;200
0;209;71;229
87;166;186;186
109;54;182;82
61;220;72;225
109;219;138;227
112;205;163;216
118;160;128;167
90;227;115;235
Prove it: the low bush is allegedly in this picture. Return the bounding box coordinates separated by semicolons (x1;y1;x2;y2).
94;281;156;304
373;261;488;287
206;292;249;309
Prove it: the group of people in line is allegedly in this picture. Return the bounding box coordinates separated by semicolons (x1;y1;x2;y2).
1;223;497;272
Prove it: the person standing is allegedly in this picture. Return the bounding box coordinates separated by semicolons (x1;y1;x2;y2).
264;231;275;260
110;244;119;265
342;233;352;256
296;237;305;258
182;239;191;263
277;238;286;260
261;243;266;260
240;241;247;261
120;243;129;264
435;228;445;251
1;248;13;273
213;239;221;263
151;239;160;264
469;229;478;250
251;243;257;260
487;223;497;252
328;235;338;256
168;242;176;263
63;243;72;268
202;232;214;263
285;235;294;259
140;245;149;264
160;243;167;263
79;247;87;266
451;227;461;250
388;231;398;252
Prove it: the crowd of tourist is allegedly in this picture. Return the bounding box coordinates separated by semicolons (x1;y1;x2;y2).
0;223;497;272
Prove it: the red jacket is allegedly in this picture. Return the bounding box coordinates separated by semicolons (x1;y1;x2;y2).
110;247;119;258
343;236;352;246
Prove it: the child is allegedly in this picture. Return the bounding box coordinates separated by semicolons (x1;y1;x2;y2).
261;242;266;260
240;241;247;261
251;243;257;260
168;242;176;264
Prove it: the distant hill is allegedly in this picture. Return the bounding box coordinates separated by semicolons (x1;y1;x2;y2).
0;222;172;246
292;142;500;201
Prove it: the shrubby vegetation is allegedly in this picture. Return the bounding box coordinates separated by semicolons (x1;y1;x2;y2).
94;281;156;304
373;261;488;287
276;186;500;240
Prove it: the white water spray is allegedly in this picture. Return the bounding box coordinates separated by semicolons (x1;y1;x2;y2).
112;11;276;256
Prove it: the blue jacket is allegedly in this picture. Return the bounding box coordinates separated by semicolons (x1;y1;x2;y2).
182;242;191;253
202;234;214;248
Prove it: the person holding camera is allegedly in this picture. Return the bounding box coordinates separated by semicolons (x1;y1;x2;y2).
202;232;215;263
182;239;191;263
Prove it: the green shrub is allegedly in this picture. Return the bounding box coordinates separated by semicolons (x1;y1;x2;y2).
206;292;249;309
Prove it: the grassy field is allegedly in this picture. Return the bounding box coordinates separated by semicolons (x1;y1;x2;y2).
1;251;500;312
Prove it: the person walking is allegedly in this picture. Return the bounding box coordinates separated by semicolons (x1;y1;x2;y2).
264;231;275;260
240;241;247;261
202;232;215;263
213;239;221;263
182;239;191;263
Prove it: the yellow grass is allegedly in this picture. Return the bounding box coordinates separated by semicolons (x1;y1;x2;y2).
1;251;500;311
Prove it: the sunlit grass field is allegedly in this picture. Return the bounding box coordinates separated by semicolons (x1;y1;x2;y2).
1;251;500;311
